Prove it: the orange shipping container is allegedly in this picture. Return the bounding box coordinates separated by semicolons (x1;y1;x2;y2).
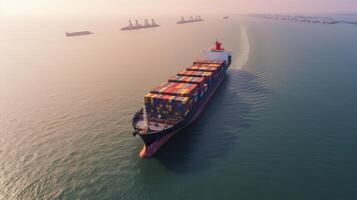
151;82;198;97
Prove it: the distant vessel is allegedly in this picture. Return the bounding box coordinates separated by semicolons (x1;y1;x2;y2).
177;16;204;24
65;31;92;37
321;17;336;24
132;41;231;158
223;16;229;19
249;14;337;25
121;19;160;31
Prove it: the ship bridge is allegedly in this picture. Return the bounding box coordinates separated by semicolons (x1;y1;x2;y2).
202;41;231;64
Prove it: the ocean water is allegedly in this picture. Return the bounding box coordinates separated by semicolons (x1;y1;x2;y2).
1;14;357;199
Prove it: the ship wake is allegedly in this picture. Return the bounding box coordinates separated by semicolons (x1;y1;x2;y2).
234;25;250;70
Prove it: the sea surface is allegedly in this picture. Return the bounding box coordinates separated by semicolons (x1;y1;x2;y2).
1;14;357;200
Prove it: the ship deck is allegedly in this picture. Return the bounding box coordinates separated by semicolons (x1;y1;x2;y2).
135;120;173;132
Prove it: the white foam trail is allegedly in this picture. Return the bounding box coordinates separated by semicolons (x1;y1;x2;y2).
233;25;250;70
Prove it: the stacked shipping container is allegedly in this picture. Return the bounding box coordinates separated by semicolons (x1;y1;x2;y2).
151;82;198;97
168;76;205;85
193;59;225;66
177;70;213;79
145;93;193;119
178;70;214;87
190;64;223;79
144;59;225;119
187;65;219;73
169;76;208;98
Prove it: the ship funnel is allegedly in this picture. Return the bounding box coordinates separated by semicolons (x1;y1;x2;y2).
129;20;133;27
209;40;224;51
151;18;156;26
216;40;222;50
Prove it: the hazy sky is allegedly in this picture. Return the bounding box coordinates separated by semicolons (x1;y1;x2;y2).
1;0;357;16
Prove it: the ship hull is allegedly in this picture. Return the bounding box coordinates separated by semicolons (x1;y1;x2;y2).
121;25;160;31
133;56;231;158
176;20;204;24
65;31;92;36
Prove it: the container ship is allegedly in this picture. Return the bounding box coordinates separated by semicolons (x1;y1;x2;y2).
132;41;232;158
65;31;92;37
177;16;204;24
121;19;159;31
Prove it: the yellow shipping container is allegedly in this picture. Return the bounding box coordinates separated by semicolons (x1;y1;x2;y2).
183;88;190;95
208;64;220;68
182;97;189;104
185;110;189;116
